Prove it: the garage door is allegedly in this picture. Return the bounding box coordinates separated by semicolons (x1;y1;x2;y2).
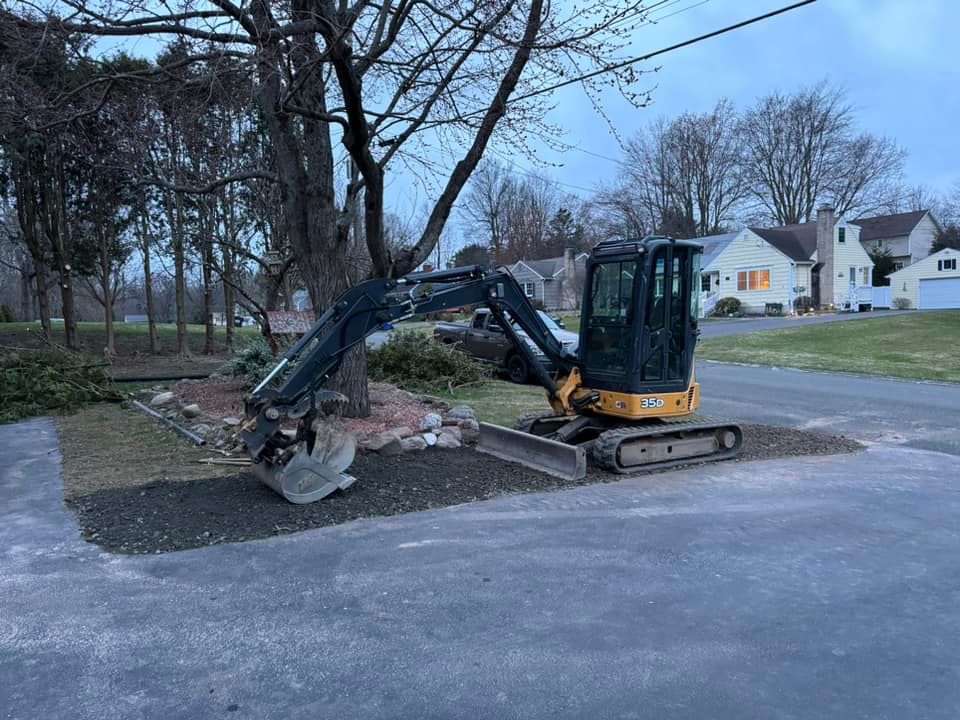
919;277;960;309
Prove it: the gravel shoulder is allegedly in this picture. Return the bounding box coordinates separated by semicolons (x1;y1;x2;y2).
61;411;863;554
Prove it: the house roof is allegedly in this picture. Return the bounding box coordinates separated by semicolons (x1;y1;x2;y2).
854;210;929;241
749;224;818;261
698;232;739;270
511;252;588;279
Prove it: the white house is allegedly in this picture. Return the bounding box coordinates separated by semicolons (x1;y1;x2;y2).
855;210;941;270
700;205;876;315
886;247;960;309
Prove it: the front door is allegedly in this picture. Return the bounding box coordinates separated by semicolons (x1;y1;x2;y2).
638;245;697;391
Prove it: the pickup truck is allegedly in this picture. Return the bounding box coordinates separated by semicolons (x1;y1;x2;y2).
434;308;579;383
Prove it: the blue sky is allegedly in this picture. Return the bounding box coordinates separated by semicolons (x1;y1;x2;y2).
473;0;959;205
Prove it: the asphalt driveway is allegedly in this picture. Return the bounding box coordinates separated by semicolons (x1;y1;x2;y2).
3;415;960;719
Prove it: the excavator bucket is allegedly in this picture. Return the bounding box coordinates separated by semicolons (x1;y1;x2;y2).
252;425;357;504
476;422;587;481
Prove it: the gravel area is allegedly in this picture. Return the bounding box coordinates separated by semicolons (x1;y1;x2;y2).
66;424;863;554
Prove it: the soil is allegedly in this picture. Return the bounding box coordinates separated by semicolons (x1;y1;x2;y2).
65;423;863;555
172;377;248;420
170;378;432;437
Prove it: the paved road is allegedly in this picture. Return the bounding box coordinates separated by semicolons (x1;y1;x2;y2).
3;417;960;719
698;309;911;338
698;362;960;456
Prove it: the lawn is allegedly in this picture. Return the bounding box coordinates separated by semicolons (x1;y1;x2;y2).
697;311;960;383
436;380;551;427
0;321;262;377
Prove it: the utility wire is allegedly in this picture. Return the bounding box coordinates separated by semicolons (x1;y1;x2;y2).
506;0;817;111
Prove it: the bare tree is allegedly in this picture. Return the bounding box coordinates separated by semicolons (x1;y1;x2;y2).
20;0;652;415
741;82;904;224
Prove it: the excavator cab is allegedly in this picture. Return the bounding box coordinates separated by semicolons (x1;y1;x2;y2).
580;238;701;396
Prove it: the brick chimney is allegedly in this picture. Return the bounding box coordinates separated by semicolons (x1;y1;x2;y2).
816;204;836;308
563;246;578;309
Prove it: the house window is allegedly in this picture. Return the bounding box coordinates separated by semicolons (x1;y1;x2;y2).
861;268;870;285
838;227;846;243
522;281;536;297
938;258;957;271
894;262;904;271
737;269;771;292
700;275;711;293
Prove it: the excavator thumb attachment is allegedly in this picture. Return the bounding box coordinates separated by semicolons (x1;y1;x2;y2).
477;422;587;481
252;426;357;504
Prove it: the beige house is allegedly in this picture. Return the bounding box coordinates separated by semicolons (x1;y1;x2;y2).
886;248;960;309
855;210;941;270
701;205;875;314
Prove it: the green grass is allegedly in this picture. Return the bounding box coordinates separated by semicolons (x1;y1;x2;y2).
0;321;260;356
432;380;551;426
697;311;960;382
558;314;580;333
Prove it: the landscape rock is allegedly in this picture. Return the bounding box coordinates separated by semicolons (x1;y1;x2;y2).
447;405;476;421
439;426;462;443
419;413;443;431
150;391;176;407
459;418;480;445
222;417;241;427
365;431;403;455
181;404;202;419
435;432;461;449
392;426;415;439
416;394;450;410
191;424;211;438
422;432;438;447
400;436;428;451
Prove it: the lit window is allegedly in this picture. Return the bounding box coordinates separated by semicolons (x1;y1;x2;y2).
938;258;957;271
737;269;771;292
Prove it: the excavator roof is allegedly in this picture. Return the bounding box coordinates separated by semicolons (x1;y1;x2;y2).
591;236;703;258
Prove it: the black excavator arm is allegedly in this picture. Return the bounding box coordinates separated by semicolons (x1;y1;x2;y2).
242;265;579;467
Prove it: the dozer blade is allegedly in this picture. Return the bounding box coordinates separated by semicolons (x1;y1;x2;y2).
253;428;357;504
477;422;586;481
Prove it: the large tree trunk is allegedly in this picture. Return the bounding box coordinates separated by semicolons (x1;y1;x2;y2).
222;246;235;351
98;227;116;356
201;236;215;355
140;217;159;354
164;190;191;358
50;147;79;351
252;4;369;415
34;264;52;337
19;259;33;322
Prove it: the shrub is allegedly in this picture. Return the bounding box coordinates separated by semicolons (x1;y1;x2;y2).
0;305;14;323
219;336;289;388
0;348;120;423
893;296;911;310
367;329;491;393
793;295;814;313
714;296;742;316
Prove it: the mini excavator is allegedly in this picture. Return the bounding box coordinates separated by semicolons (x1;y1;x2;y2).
242;236;742;503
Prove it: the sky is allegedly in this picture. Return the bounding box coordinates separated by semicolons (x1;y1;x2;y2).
513;0;960;193
384;0;960;262
91;0;960;264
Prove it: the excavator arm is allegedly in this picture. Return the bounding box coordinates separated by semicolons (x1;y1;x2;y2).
241;265;581;502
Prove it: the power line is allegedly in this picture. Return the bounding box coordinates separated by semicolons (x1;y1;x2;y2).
505;0;817;110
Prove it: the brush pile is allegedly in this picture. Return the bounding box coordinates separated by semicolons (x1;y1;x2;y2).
0;346;121;423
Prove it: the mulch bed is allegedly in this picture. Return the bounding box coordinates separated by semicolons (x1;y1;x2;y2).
66;424;863;555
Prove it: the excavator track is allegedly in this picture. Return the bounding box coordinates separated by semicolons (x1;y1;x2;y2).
591;416;742;474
